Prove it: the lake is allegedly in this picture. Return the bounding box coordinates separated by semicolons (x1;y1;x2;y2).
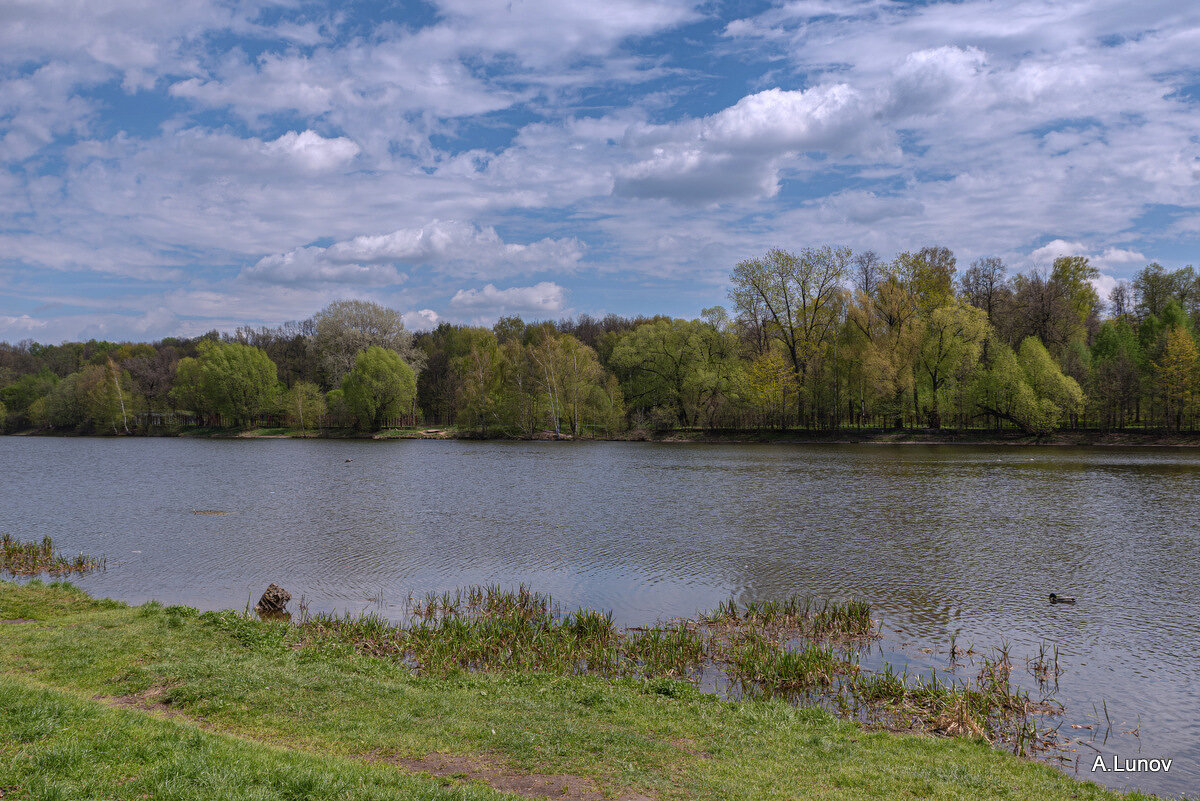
2;437;1196;797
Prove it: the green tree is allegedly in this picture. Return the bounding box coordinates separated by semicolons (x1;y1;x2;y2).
729;246;849;424
916;302;989;428
1133;263;1192;320
0;370;58;427
610;318;740;428
341;346;417;431
0;399;6;430
1050;256;1100;327
1156;326;1198;430
894;246;956;315
171;357;205;417
173;341;278;427
283;381;327;429
848;273;921;426
73;361;133;433
311;300;423;387
1091;319;1142;428
974;338;1084;433
740;350;797;428
453;330;510;436
325;388;350;427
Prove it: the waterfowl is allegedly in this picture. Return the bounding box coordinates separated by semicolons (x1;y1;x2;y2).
344;458;353;463
1048;593;1076;604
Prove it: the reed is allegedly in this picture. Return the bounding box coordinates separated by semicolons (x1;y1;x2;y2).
295;584;1064;756
0;534;104;576
700;593;876;642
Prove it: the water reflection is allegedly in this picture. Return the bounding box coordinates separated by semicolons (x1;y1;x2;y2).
0;437;1196;797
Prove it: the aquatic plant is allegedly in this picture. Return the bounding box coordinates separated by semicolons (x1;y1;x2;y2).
293;583;1062;757
1;534;104;577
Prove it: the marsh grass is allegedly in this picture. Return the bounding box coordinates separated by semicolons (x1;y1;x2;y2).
0;534;104;576
293;585;1062;756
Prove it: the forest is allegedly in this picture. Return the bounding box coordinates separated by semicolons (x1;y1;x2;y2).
2;246;1198;437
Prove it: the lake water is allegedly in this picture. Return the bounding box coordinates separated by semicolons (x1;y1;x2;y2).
2;437;1197;797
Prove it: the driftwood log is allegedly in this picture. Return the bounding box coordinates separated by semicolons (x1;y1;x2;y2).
255;583;291;614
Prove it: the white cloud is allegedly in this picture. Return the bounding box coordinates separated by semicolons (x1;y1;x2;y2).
0;314;47;334
1031;239;1146;271
449;282;566;317
421;0;698;68
243;221;584;286
404;308;440;330
2;0;1199;341
1031;239;1090;264
242;249;405;286
262;130;359;172
616;85;893;203
1028;239;1149;302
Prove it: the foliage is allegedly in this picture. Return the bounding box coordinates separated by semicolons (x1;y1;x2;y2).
283;380;326;429
975;338;1084;433
312;300;422;386
7;250;1200;434
341;345;417;430
916;302;989;428
174;340;279;427
452;329;509;436
324;388;350;427
609;318;739;428
1156;326;1198;429
729;246;849;423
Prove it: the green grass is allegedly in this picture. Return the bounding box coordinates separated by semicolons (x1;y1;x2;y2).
0;581;1155;801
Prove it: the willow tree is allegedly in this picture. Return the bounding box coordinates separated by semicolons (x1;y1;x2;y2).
848;273;921;426
173;341;278;427
283;381;326;429
453;329;509;437
916;302;989;428
974;337;1084;433
341;346;416;431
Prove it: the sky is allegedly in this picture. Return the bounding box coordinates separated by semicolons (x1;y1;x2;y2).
1;0;1199;343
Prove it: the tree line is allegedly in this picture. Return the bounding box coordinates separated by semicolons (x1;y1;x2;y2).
2;248;1199;436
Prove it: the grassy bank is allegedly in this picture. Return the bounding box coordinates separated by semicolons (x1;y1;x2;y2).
0;581;1153;801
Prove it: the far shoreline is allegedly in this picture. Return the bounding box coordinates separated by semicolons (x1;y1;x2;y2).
8;426;1200;447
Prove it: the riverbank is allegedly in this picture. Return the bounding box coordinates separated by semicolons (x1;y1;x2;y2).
201;426;1200;447
0;581;1154;801
11;424;1200;447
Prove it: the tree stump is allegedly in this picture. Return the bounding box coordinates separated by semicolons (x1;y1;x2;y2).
255;583;291;614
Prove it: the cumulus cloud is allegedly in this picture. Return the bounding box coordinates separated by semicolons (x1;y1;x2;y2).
1031;239;1147;271
1029;238;1149;303
242;221;584;286
404;309;440;330
422;0;698;68
0;314;47;333
450;282;566;316
616;85;893;203
262;130;359;172
242;249;404;286
2;0;1199;341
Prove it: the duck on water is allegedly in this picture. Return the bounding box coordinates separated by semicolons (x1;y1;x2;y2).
1048;593;1076;604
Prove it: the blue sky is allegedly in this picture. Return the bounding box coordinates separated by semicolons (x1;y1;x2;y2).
2;0;1198;342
